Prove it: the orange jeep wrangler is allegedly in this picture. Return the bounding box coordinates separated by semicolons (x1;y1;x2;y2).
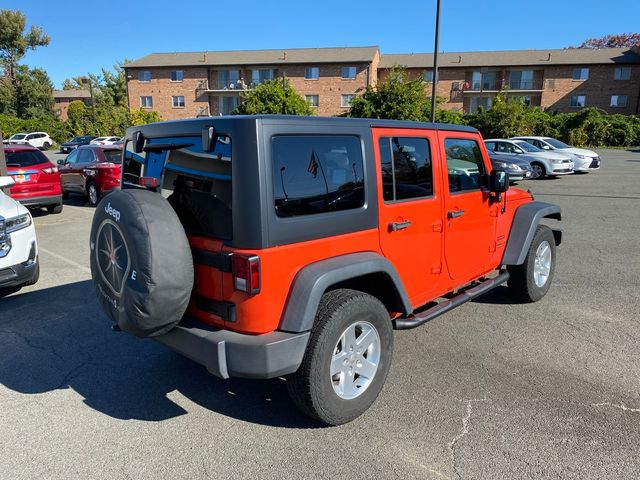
90;116;561;425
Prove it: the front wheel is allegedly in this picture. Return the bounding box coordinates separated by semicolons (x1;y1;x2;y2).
286;289;393;425
507;225;556;302
530;162;546;179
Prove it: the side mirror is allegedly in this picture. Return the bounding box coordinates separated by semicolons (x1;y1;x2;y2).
0;176;16;188
57;159;65;166
489;169;509;193
541;145;551;150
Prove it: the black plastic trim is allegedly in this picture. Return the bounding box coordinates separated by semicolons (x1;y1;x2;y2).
17;194;62;207
192;248;232;272
194;295;236;322
0;257;38;288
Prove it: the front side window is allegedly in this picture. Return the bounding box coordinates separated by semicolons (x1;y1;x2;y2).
611;95;628;107
305;67;319;79
614;67;631;80
138;70;151;82
171;70;184;82
378;137;433;202
305;95;319;107
172;95;185;108
570;95;586;107
140;96;153;108
272;135;364;217
444;138;485;193
341;94;355;108
66;149;80;165
341;66;357;79
572;68;589;80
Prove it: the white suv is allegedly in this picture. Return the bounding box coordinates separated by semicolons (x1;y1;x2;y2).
0;176;39;297
4;132;53;150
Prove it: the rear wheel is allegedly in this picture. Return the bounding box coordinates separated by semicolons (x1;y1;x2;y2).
47;203;63;214
507;225;556;302
87;182;100;207
530;162;546;179
286;289;393;425
42;141;51;150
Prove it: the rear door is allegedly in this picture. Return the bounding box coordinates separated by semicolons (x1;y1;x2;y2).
373;128;443;306
441;134;496;281
59;149;79;191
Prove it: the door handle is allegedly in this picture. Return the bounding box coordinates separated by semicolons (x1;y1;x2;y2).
448;209;465;219
389;220;412;232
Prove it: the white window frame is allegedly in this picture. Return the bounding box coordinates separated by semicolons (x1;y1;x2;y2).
305;67;319;80
341;66;357;79
305;95;319;107
341;94;355;108
572;68;589;81
610;95;628;108
138;70;151;82
140;96;153;108
172;95;185;108
171;70;184;82
570;95;586;107
614;67;631;80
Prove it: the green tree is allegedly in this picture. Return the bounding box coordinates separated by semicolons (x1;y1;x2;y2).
232;78;313;115
129;108;161;126
14;65;54;118
66;100;92;135
61;77;89;90
0;10;50;81
348;67;430;121
0;76;15;115
573;33;640;48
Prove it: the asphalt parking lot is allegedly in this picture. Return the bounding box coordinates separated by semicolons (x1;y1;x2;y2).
2;149;640;479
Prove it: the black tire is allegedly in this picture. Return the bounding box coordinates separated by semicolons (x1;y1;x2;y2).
286;289;393;425
42;142;51;150
87;182;101;207
530;162;546;179
47;203;63;214
507;225;556;303
89;188;193;337
62;191;69;200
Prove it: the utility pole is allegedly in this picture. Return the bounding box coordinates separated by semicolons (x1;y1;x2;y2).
430;0;441;123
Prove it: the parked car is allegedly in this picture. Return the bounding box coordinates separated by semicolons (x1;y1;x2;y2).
90;116;562;425
60;135;95;153
0;176;39;297
90;136;121;146
511;136;601;172
4;145;63;214
488;152;533;182
58;144;122;207
484;139;574;179
4;132;53;150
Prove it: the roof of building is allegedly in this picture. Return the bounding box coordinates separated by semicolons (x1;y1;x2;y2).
53;89;91;99
379;48;640;68
124;46;380;68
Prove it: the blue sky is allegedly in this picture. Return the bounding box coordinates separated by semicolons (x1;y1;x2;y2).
7;0;640;88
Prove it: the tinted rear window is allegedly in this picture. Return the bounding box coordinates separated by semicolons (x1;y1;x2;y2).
103;149;122;164
5;150;49;167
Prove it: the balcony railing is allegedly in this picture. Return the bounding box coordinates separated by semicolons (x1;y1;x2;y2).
461;79;543;93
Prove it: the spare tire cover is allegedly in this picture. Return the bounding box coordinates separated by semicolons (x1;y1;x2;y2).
89;188;194;337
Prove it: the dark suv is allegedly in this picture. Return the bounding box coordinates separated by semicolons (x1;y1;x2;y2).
89;116;562;425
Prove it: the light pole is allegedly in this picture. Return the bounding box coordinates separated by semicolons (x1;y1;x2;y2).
430;0;441;123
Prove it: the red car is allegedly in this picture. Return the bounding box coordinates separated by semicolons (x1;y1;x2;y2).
58;145;122;207
5;144;63;214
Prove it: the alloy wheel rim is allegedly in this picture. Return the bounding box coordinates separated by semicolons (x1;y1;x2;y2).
533;240;552;287
531;164;543;179
330;321;381;400
89;185;97;205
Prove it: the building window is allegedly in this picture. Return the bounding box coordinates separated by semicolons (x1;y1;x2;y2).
140;96;153;108
218;70;241;89
251;69;274;85
423;70;434;82
469;96;493;113
171;70;184;82
509;70;533;89
471;71;497;90
138;70;151;82
172;95;185;108
341;94;355;108
610;95;628;107
305;67;319;79
570;95;586;107
614;67;631;80
305;95;319;107
220;96;240;115
341;66;357;79
572;68;589;80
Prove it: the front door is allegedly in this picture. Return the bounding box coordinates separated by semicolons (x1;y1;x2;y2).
373;128;443;307
441;135;496;281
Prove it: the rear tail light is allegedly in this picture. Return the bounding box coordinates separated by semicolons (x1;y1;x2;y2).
232;254;260;295
42;166;58;174
139;176;159;188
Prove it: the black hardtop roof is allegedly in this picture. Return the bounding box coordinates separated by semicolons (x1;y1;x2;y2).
126;115;478;139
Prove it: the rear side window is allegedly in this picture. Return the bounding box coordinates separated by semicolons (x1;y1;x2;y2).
5;150;49;167
378;137;433;201
444;138;486;192
272;135;364;217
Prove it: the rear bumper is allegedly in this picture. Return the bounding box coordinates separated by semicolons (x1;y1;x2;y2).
0;256;38;288
17;194;62;207
152;317;310;379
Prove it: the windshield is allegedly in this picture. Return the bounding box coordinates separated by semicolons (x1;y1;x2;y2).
6;150;49;167
10;134;26;140
70;136;84;142
103;149;122;164
513;140;541;153
545;138;570;149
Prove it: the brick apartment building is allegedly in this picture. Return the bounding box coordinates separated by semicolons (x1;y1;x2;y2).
53;89;92;121
124;46;640;119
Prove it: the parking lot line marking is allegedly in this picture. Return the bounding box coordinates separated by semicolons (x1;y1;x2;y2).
64;205;96;214
38;246;91;274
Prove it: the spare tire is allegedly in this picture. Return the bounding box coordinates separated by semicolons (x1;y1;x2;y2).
89;188;194;337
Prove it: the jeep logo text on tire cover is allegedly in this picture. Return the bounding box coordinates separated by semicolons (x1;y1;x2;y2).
104;202;121;222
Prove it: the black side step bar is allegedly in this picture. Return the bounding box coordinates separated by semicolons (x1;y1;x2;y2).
393;271;510;330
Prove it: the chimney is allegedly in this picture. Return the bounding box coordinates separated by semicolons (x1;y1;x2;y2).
283;51;287;60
